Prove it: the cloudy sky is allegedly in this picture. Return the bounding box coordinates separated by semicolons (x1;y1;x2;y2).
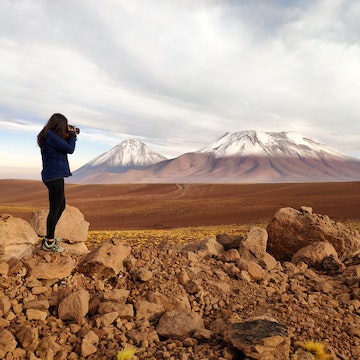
1;0;360;180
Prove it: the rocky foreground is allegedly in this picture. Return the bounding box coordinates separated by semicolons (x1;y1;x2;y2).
0;206;360;359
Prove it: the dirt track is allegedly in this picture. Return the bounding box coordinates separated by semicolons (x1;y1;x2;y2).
1;180;360;230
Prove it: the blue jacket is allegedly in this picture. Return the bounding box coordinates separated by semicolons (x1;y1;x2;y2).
41;130;77;182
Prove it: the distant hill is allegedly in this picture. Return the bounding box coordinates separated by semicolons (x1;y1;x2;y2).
71;131;360;184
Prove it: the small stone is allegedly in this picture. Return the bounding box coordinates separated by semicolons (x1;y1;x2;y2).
26;309;47;321
0;295;11;316
103;289;130;303
58;287;89;324
194;328;212;340
0;261;9;275
16;327;39;351
96;311;118;327
133;268;153;282
81;330;99;357
156;310;205;340
0;329;17;352
237;259;265;281
31;286;49;295
300;206;313;214
222;249;241;262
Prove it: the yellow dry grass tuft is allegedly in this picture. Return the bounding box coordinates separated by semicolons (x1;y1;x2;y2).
116;346;137;360
301;340;332;360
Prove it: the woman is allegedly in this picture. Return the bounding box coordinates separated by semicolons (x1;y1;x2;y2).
37;113;77;252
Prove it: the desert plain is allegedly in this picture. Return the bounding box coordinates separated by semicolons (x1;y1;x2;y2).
1;179;359;230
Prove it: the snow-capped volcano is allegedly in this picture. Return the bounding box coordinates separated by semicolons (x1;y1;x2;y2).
71;139;167;182
90;139;167;168
199;131;349;160
71;131;360;184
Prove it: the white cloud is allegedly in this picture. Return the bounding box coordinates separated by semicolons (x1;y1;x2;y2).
0;0;360;178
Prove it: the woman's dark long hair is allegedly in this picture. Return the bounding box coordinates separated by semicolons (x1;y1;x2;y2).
37;113;68;147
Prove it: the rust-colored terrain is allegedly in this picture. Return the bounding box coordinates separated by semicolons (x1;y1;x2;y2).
1;180;360;230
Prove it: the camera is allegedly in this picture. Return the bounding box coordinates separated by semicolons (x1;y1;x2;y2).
68;125;80;135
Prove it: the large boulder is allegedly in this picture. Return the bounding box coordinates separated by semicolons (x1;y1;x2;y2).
267;207;360;261
29;205;89;243
0;214;38;260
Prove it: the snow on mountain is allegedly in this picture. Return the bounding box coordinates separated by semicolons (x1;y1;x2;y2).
71;139;167;182
89;139;167;168
199;130;350;160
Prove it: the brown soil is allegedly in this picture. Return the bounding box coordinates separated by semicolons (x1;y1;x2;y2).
1;180;360;230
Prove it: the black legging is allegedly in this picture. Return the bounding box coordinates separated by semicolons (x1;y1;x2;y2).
45;178;66;239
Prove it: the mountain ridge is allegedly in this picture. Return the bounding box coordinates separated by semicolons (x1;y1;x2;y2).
71;131;360;184
199;130;350;159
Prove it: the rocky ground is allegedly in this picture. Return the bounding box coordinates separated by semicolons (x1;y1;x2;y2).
1;205;360;359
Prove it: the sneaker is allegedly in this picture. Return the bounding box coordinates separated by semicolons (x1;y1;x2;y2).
54;237;62;244
42;238;65;253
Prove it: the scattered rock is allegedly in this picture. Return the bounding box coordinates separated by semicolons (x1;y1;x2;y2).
96;311;118;327
103;288;129;303
0;329;17;353
58;287;89;324
26;308;47;321
0;206;359;359
63;241;90;256
0;295;11;316
237;259;265;281
259;252;278;271
135;299;164;321
15;327;39;351
78;238;131;279
239;226;268;261
36;336;62;359
156;310;205;340
22;253;76;280
292;241;342;270
221;248;241;262
147;292;191;312
291;348;316;359
224;317;290;360
0;260;9;275
81;330;99;357
133;267;153;282
216;233;243;250
300;206;313;215
182;237;225;258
